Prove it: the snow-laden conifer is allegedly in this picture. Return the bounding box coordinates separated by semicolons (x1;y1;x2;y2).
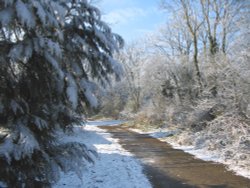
0;0;123;186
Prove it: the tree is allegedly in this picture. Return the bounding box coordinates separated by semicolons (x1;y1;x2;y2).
154;21;192;58
118;42;147;112
159;0;247;94
199;0;245;55
0;0;123;187
160;0;203;91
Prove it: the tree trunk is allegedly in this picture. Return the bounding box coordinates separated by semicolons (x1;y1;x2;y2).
222;27;227;54
193;35;203;92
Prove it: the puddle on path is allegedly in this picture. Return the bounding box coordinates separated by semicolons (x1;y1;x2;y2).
100;126;250;188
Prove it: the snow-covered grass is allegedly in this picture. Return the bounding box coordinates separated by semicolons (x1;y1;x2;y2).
54;121;151;188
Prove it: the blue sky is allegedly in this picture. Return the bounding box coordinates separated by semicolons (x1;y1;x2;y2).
96;0;166;43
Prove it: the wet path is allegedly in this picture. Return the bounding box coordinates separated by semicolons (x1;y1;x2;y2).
100;126;250;188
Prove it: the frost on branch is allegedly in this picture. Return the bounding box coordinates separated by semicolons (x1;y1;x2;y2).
66;74;78;110
48;142;97;178
16;0;35;28
80;79;98;108
0;8;14;26
0;124;39;163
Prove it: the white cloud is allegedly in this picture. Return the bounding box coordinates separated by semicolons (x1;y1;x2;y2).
103;7;148;25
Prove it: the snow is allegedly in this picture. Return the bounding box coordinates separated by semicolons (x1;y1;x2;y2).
66;74;78;109
33;116;48;130
86;120;126;126
54;121;151;188
9;44;23;61
109;57;123;77
0;8;14;26
84;89;98;108
44;52;64;79
80;80;98;108
0;124;40;163
47;40;62;58
10;100;24;115
0;181;7;188
16;0;35;28
49;1;66;22
24;40;33;60
32;1;46;25
168;143;220;162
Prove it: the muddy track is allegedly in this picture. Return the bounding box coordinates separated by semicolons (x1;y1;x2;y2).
100;126;250;188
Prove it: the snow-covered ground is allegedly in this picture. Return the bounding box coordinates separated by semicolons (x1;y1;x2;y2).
130;126;250;179
54;121;151;188
85;120;126;126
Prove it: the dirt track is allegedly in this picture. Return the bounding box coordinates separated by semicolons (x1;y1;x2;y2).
100;126;250;188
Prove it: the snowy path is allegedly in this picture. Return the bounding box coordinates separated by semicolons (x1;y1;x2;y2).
53;121;250;188
54;121;151;188
102;125;250;188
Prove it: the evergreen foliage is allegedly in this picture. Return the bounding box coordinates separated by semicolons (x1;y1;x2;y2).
0;0;123;186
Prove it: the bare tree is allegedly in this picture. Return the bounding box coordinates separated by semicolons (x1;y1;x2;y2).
117;42;146;112
199;0;242;55
154;19;193;59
